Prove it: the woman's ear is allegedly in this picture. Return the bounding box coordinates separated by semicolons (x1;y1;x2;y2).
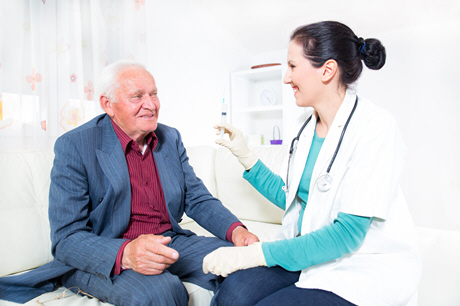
321;59;338;83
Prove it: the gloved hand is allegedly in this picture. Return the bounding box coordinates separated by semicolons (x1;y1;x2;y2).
202;242;267;277
214;123;259;170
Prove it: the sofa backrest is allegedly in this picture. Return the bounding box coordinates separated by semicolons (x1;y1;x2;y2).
185;145;218;198
0;145;288;278
182;145;219;224
213;145;287;224
0;150;55;277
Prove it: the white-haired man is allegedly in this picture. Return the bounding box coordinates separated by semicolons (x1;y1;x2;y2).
0;60;259;305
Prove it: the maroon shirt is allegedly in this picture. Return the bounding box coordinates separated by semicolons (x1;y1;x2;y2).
113;120;173;238
110;120;243;275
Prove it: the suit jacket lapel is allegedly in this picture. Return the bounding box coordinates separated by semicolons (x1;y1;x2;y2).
95;116;131;236
152;139;182;231
152;141;170;208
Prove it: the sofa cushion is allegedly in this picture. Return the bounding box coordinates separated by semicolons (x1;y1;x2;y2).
416;226;460;306
181;219;281;243
214;145;287;224
0;150;55;278
1;282;210;306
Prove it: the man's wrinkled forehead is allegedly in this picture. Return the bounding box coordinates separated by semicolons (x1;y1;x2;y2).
116;67;156;93
117;66;153;82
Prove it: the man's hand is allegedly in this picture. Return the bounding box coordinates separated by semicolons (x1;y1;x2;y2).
232;226;259;246
122;234;179;275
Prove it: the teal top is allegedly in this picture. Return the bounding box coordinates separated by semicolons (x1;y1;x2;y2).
243;131;373;272
297;131;324;233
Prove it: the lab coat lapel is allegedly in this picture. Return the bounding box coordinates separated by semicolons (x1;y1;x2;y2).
310;92;357;188
279;112;316;239
285;114;317;210
301;92;357;233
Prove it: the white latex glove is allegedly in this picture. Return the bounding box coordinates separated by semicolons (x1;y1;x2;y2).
202;242;267;277
214;122;259;170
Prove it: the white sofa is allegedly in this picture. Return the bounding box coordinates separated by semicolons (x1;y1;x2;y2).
1;145;460;306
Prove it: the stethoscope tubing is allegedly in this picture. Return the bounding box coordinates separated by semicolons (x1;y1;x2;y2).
285;116;311;192
325;97;358;173
284;96;358;193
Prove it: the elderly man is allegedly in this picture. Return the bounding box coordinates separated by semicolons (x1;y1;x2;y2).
0;60;258;306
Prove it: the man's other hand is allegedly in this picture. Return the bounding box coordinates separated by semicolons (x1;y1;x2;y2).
232;226;260;246
122;234;179;275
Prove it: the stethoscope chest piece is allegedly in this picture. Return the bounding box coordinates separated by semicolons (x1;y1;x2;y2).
284;96;358;194
316;173;332;192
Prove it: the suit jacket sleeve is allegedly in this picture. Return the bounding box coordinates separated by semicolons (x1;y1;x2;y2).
49;129;127;281
154;124;240;241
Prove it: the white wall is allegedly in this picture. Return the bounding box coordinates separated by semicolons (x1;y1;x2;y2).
143;1;460;231
358;18;460;232
248;18;460;231
3;1;457;231
144;1;252;148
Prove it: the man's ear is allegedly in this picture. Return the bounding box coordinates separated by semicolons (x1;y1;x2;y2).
321;59;338;83
100;95;113;116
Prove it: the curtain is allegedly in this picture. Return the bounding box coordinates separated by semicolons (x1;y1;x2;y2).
0;0;148;150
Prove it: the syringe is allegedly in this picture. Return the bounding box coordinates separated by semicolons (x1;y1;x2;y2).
220;100;227;139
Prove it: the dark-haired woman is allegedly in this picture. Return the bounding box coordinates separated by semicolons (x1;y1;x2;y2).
204;21;422;306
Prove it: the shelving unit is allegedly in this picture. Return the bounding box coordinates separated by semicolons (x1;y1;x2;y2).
229;64;298;145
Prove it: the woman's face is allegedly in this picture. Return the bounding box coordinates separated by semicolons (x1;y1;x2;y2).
283;41;324;108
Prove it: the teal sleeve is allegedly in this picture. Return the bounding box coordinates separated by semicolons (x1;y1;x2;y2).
243;159;286;210
262;212;373;271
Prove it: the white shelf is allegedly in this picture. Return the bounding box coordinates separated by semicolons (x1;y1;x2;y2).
230;65;296;145
231;65;284;81
233;105;283;113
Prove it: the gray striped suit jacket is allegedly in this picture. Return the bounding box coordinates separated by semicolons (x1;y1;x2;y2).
0;114;239;303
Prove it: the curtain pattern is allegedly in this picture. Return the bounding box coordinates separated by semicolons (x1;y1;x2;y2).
0;0;148;150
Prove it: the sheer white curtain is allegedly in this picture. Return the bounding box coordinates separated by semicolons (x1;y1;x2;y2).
0;0;148;150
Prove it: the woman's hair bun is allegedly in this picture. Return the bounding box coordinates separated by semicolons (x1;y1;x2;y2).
290;21;386;87
361;38;386;70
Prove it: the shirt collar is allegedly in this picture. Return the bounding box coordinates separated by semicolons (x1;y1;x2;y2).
111;119;158;155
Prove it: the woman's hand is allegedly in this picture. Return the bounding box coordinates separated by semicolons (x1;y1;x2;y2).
214;123;258;170
202;242;267;277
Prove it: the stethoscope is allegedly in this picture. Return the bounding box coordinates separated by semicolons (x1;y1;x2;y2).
284;96;358;193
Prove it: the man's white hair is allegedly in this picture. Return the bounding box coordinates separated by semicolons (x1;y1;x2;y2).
95;60;148;103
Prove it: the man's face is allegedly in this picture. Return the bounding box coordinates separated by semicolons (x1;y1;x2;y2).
102;67;160;144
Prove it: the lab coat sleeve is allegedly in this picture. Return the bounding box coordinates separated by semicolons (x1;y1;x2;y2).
339;111;407;220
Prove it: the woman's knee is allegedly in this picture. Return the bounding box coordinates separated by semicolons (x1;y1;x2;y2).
212;267;300;306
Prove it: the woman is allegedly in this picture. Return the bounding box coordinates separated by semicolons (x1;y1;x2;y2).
203;21;422;306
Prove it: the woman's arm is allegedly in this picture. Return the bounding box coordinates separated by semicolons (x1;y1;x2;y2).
262;212;373;271
243;159;287;210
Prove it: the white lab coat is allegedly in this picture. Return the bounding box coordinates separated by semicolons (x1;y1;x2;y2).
277;92;422;306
